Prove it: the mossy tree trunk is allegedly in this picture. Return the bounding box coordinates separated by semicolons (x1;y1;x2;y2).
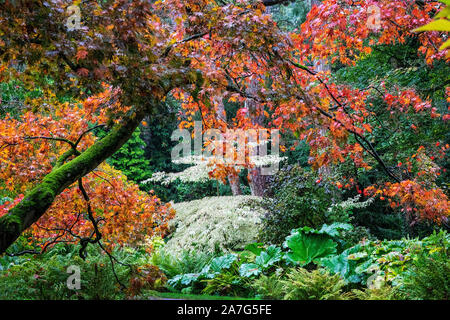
0;108;147;255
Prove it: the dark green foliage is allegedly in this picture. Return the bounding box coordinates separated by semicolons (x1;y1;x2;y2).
259;165;335;245
102;126;152;183
352;285;404;300
0;80;42;118
251;274;285;300
146;179;238;203
353;201;443;240
0;244;152;300
339;226;375;248
401;250;449;300
151;248;216;279
353;204;405;240
284;139;310;167
281;268;351;300
174;179;234;202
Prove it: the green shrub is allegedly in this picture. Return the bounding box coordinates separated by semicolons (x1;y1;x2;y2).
259;165;334;245
339;226;375;248
202;273;247;297
400;250;449;300
0;244;151;300
281;268;351;300
352;284;404;300
100;127;152;184
320;230;450;286
151;247;215;279
251;274;285;300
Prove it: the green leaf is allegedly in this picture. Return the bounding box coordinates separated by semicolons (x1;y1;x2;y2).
283;230;337;266
255;245;283;268
239;263;261;277
209;254;237;272
239;245;283;278
318;223;353;238
168;273;200;288
320;245;363;284
244;243;265;256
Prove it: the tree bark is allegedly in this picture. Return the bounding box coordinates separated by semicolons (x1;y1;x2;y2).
0;108;147;254
215;96;244;196
248;167;267;196
245;76;268;197
227;173;243;196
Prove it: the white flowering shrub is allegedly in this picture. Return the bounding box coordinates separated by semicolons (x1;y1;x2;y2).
141;154;286;186
327;195;375;215
163;196;267;257
142;163;212;186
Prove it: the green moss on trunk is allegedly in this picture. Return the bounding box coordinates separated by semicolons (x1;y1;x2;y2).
0;108;147;254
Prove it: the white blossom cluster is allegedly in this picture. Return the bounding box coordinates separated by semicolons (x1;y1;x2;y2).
327;194;375;214
141;154;286;185
142;163;212;186
248;154;287;167
163;196;267;257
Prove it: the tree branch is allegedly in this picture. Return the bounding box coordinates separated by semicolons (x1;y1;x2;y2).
0;107;147;255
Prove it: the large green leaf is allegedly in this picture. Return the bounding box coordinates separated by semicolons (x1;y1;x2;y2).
209;254;237;273
168;254;238;288
283;229;337;266
254;245;283;268
239;245;283;278
244;243;265;256
239;263;261;278
320;245;363;284
168;273;201;288
317;223;353;238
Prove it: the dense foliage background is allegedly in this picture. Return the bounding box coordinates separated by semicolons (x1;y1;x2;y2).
0;0;448;300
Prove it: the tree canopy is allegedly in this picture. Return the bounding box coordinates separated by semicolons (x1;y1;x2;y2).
0;0;448;256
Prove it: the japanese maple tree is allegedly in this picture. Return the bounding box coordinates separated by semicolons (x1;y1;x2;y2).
0;0;448;255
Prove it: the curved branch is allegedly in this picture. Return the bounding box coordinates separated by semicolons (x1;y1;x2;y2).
0;107;147;254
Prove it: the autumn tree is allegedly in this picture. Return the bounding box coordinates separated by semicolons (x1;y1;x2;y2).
0;0;449;255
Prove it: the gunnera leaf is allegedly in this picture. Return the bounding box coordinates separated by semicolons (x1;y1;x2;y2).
284;229;337;266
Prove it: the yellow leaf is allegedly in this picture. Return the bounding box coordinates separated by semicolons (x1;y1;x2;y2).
413;19;450;32
436;6;450;19
439;38;450;50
